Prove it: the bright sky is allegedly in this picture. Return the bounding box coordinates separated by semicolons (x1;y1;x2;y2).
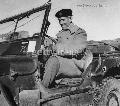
0;0;120;41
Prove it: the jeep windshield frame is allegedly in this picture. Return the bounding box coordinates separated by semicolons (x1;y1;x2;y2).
0;1;51;51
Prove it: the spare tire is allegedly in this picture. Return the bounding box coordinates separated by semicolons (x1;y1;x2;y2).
98;78;120;106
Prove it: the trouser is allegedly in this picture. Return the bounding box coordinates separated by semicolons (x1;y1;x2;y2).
42;49;93;88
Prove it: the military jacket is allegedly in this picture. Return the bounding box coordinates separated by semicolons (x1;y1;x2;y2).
55;23;87;55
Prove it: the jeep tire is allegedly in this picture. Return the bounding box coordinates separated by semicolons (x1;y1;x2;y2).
98;78;120;106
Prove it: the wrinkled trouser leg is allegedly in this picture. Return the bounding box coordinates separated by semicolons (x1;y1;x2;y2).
42;56;59;88
73;50;93;87
42;50;93;88
73;49;93;71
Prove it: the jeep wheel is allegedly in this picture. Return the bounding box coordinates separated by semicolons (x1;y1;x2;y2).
98;78;120;106
106;91;119;106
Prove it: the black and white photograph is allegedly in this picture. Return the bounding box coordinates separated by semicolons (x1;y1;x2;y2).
0;0;120;106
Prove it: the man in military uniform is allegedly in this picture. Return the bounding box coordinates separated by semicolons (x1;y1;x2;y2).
42;9;93;88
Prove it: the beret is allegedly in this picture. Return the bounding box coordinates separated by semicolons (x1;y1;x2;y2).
55;9;72;18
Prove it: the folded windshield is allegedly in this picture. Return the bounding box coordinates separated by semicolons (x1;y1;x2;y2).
0;10;46;42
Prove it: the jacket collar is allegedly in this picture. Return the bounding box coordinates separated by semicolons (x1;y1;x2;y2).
66;23;79;34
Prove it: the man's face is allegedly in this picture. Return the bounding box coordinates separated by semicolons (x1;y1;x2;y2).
58;17;72;30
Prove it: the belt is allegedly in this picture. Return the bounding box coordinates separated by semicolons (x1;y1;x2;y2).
58;48;86;60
